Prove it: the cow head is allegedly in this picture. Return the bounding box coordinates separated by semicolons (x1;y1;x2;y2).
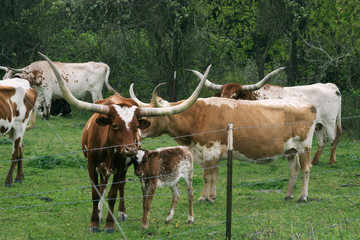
0;66;23;80
187;67;286;100
131;149;151;177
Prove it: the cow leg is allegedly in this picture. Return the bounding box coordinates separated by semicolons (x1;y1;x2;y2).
141;179;156;230
183;173;194;224
328;122;342;165
14;141;24;183
298;150;312;203
90;91;103;102
98;175;107;223
88;168;101;232
5;132;24;186
312;124;327;165
199;158;218;203
285;151;300;200
104;173;121;233
165;184;181;224
117;170;128;222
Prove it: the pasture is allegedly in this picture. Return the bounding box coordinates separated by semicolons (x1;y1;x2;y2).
0;109;359;239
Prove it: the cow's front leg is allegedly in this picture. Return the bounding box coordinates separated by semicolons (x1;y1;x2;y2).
104;173;121;233
88;169;101;232
117;169;128;222
141;179;156;230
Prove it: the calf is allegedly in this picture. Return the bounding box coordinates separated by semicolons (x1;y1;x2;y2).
132;146;194;229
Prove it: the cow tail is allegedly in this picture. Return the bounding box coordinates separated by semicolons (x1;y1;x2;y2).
26;109;37;131
104;65;117;94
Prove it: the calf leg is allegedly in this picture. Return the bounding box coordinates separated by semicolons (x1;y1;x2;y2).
285;151;300;200
298;150;312;203
165;184;181;224
141;179;156;230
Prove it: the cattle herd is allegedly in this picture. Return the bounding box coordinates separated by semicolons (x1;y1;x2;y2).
0;52;342;232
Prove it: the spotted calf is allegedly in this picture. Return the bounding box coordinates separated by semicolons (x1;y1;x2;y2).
132;146;194;229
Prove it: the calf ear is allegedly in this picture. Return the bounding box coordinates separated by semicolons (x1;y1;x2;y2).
138;119;151;129
95;116;111;126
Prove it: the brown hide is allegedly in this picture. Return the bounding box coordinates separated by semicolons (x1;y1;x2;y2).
219;83;281;100
143;97;316;161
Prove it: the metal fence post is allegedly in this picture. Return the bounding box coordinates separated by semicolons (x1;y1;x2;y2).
226;122;233;240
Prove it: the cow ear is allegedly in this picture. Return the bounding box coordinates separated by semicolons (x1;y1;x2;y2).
95;116;111;126
138;119;151;129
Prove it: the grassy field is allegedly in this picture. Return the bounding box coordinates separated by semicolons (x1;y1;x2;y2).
0;109;359;240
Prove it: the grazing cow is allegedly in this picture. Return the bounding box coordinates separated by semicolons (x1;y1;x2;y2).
39;52;210;233
131;146;194;229
50;99;72;116
0;78;37;186
189;70;342;166
0;60;116;120
131;83;318;203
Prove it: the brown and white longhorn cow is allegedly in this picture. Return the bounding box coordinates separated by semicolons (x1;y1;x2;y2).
1;78;37;186
132;146;194;229
189;69;342;166
0;60;116;120
40;52;210;233
132;87;318;203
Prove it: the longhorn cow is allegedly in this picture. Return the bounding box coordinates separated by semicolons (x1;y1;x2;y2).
131;84;318;204
189;69;342;166
1;78;37;186
39;52;210;233
0;60;116;120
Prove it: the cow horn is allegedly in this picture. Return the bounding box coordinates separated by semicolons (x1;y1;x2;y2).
138;64;211;117
241;67;287;91
151;83;167;107
7;67;23;73
186;69;222;91
129;83;150;107
0;66;9;72
38;52;110;115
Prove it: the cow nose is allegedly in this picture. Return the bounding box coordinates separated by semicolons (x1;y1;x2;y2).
123;146;137;157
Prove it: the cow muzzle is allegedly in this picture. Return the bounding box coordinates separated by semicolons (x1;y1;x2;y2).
120;145;138;157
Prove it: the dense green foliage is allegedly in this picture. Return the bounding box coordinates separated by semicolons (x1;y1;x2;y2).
0;0;359;136
0;110;359;239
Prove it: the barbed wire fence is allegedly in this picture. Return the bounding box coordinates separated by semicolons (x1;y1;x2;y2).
0;115;359;239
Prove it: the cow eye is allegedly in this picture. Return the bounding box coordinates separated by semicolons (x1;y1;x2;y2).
112;124;118;129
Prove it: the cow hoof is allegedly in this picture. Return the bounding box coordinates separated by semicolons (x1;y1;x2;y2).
188;220;193;225
14;179;23;183
104;228;115;233
284;196;293;201
165;220;170;224
297;197;307;203
118;212;128;221
4;183;12;187
89;227;101;233
198;196;206;202
206;198;214;203
141;224;149;230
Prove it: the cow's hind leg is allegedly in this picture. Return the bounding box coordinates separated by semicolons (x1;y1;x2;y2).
312;124;326;165
5;134;24;186
298;150;312;203
199;158;218;203
328;121;342;165
285;150;300;201
104;173;122;233
165;184;181;224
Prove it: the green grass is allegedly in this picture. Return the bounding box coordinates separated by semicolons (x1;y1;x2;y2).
0;109;359;239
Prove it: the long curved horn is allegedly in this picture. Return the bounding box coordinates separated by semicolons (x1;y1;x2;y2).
0;66;9;72
8;67;23;73
38;52;109;115
186;69;222;91
151;83;167;107
241;67;287;91
139;64;211;117
129;83;150;107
